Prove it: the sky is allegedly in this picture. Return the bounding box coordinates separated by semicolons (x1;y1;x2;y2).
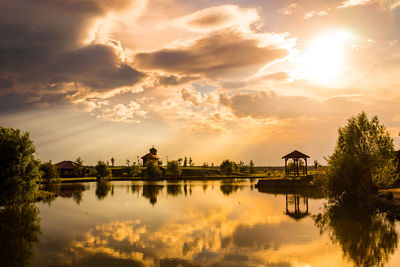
1;0;400;166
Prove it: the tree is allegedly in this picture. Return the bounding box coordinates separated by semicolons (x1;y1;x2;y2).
249;160;255;174
183;156;188;167
111;157;115;167
177;158;183;166
326;112;397;200
0;127;41;205
189;157;194;167
128;163;141;177
95;161;111;179
166;161;181;178
126;159;130;167
74;157;85;177
220;160;235;176
39;161;59;180
145;160;161;179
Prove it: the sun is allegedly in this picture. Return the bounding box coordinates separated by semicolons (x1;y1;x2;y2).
302;29;354;85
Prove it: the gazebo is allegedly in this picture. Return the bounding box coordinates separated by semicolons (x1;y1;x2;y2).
282;150;310;176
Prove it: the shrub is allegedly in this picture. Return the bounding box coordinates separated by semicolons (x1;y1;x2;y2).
95;161;111;179
145;160;161;179
166;161;181;178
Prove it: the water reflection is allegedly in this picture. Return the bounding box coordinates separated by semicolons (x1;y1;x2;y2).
0;204;40;267
314;201;398;267
95;181;111;200
142;183;164;205
285;194;309;221
41;182;88;205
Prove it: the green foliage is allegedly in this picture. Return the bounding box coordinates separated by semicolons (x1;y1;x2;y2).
73;157;85;177
128;163;141;177
220;160;235;176
39;161;59;180
95;161;111;179
183;156;188;167
327;112;397;200
239;161;248;173
166;160;181;178
249;160;255;174
145;160;161;179
0;127;41;205
111;157;115;167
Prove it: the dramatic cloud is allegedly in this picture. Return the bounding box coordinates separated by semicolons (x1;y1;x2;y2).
0;0;144;105
173;5;261;32
135;30;290;79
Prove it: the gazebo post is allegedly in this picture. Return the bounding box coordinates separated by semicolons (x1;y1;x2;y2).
284;158;287;175
305;157;308;175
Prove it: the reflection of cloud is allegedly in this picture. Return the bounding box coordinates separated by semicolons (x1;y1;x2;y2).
63;191;325;266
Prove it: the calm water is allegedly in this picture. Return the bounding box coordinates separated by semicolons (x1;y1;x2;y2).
3;180;400;267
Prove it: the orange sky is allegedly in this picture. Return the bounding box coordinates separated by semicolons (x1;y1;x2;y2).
1;0;400;165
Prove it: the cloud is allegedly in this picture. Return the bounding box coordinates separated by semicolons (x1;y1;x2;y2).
135;30;290;79
0;0;143;106
303;8;331;19
98;101;147;123
181;88;202;107
173;5;260;32
219;91;362;120
338;0;374;8
279;3;298;15
155;74;199;87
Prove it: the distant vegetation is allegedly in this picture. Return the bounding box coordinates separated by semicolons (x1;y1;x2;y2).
95;161;111;179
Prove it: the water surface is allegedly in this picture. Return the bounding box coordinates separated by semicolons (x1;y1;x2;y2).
4;180;400;267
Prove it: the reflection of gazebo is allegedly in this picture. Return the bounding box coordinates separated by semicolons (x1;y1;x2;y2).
285;194;309;220
282;150;310;176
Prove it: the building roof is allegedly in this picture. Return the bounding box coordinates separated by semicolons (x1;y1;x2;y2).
55;160;75;169
282;150;310;159
141;153;160;160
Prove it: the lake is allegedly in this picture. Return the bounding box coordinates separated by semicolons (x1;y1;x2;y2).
4;180;400;267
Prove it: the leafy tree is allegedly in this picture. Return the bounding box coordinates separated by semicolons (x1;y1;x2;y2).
126;159;130;167
0;127;41;205
249;160;255;174
189;157;194;167
145;160;161;179
326;112;397;200
74;157;85;177
177;158;183;166
39;161;59;180
239;161;248;173
202;162;209;177
183;156;188;167
111;157;115;167
95;161;111;179
128;163;141;177
166;160;181;178
220;160;235;176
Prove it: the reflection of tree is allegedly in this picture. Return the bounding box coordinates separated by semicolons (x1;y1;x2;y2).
142;184;164;205
95;181;111;200
314;201;398;267
167;184;182;196
220;183;243;196
0;204;40;267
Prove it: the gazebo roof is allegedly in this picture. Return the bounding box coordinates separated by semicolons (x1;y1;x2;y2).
282;150;310;159
141;153;160;160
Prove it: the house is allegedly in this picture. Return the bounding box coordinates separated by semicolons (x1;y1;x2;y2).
141;147;160;166
55;160;75;177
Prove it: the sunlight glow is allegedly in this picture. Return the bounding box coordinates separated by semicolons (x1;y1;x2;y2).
303;29;354;85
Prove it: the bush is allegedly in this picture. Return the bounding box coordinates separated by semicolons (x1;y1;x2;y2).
166;161;181;178
145;160;161;179
220;160;235;176
326;112;397;200
95;161;111;179
39;161;59;180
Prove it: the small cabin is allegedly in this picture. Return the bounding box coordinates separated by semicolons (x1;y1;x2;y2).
55;160;75;177
141;147;160;166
